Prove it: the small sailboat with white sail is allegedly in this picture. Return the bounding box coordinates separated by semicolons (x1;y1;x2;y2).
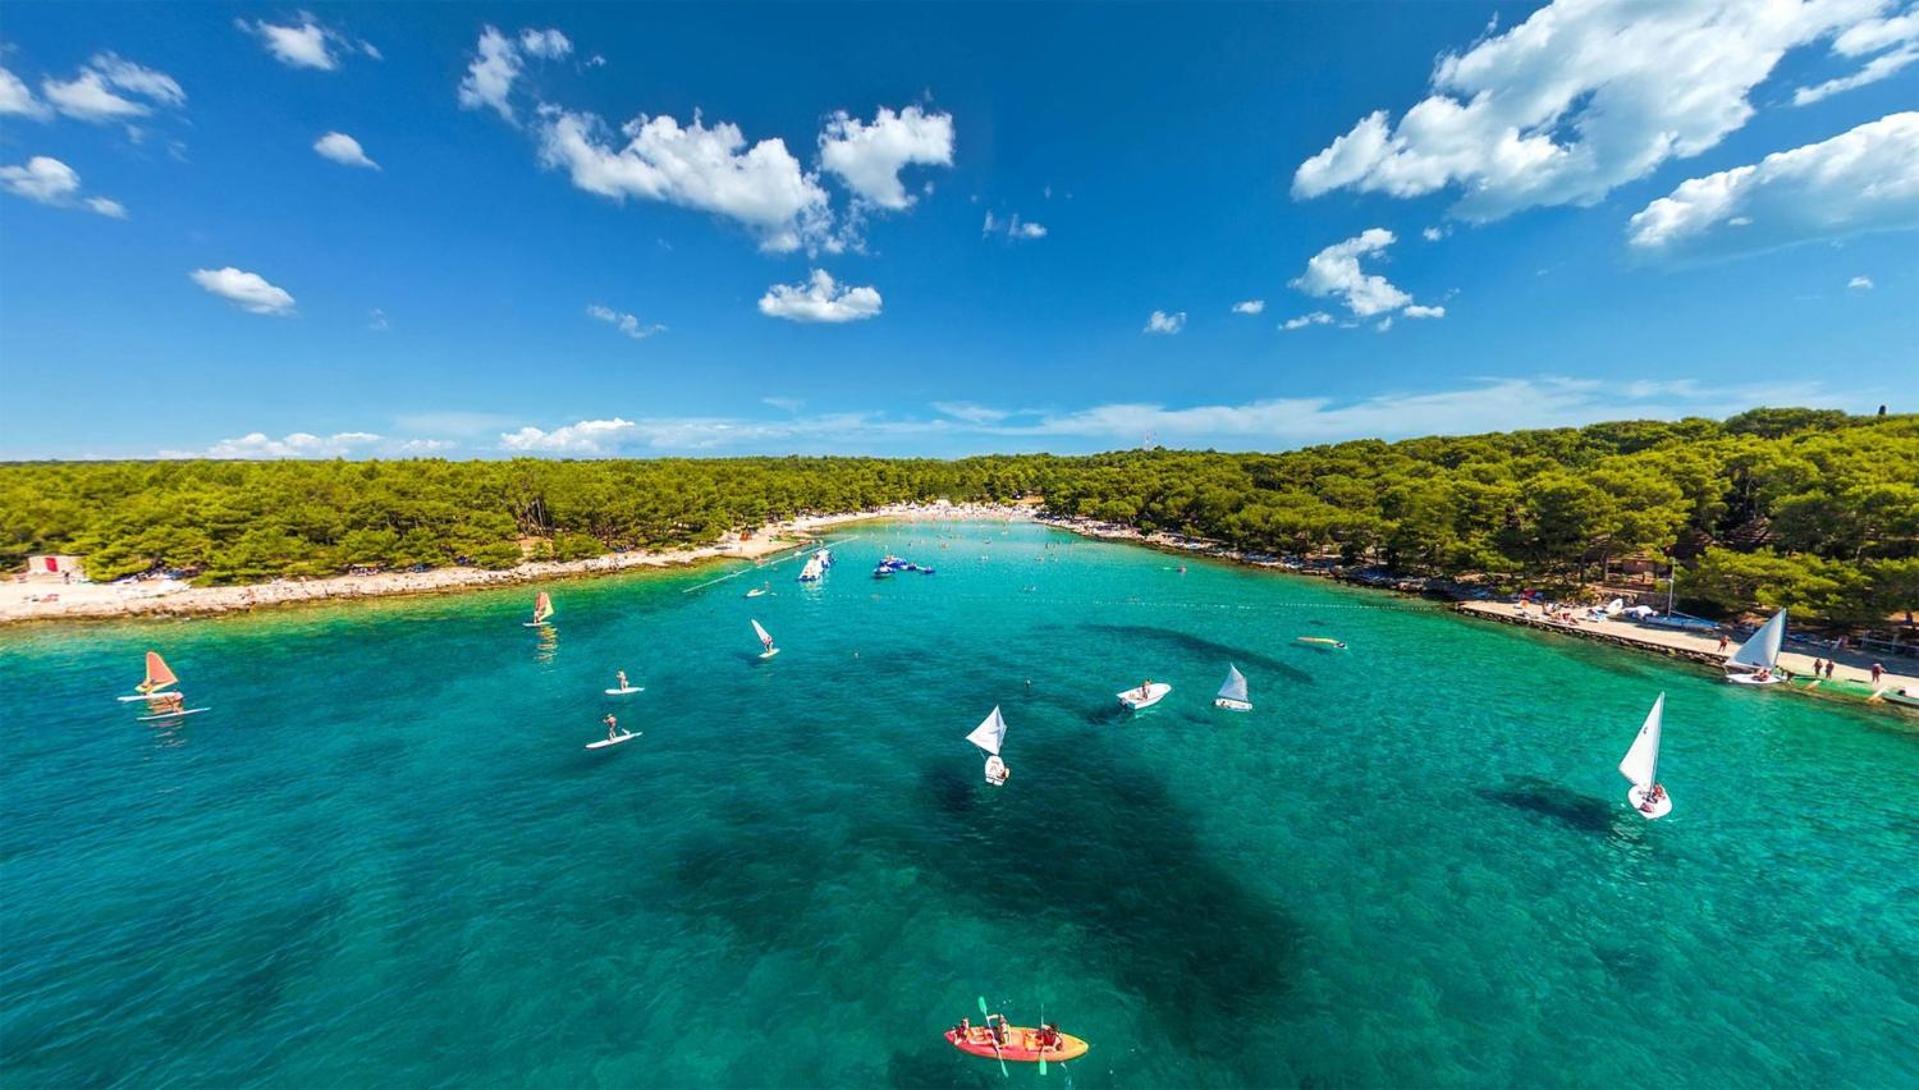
966;705;1011;786
1118;679;1171;711
117;651;180;701
1723;608;1786;685
752;618;779;659
523;591;556;628
1618;693;1672;819
1213;664;1251;712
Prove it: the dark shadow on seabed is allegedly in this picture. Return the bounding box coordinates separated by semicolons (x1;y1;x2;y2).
1076;623;1316;684
1479;775;1620;835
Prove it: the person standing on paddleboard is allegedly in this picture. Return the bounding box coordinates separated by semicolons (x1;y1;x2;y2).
615;670;629;691
603;713;620;741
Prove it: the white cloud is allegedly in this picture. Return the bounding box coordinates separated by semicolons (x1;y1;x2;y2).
983;210;1047;240
932;401;1010;424
818;105;955;210
1402;304;1447;319
190;267;296;316
313;131;379;169
1627;111;1919;259
239;16;374;71
519;28;572;60
369;308;390;331
458;27;523;121
1;156;125;217
1289;228;1415;317
41;54;184;123
397;438;455;454
1281;311;1333;330
500;417;638;454
1375;317;1395;333
0;66;48;118
758;269;882;323
586;303;666;340
539;108;831;253
762;396;805;412
1231;299;1265;315
1;156;80;203
1794;5;1919;104
1849;275;1876;289
1143;310;1186;335
163;431;384;459
1421;226;1449;242
1292;0;1886;221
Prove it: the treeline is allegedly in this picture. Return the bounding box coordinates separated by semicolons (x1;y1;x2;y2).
1;407;1913;625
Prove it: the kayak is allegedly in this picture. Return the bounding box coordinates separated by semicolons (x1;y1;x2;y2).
945;1026;1088;1063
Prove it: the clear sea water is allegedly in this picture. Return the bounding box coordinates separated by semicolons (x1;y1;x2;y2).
3;521;1914;1089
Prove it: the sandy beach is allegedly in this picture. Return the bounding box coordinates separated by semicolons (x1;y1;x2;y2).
0;501;1033;625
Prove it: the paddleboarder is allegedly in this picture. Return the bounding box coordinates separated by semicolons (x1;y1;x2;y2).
603;713;620;741
615;670;629;691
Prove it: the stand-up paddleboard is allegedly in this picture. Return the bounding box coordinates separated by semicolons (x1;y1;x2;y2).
140;707;209;722
945;1026;1088;1063
1118;682;1171;710
118;651;181;701
1619;693;1672;821
752;618;779;659
586;731;639;749
604;686;644;696
1295;636;1347;651
524;591;556;628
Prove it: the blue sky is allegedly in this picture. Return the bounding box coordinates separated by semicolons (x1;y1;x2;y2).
1;1;1915;459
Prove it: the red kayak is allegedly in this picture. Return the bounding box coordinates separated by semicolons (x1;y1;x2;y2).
945;1025;1089;1063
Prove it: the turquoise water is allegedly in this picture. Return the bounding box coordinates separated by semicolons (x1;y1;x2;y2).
3;521;1915;1089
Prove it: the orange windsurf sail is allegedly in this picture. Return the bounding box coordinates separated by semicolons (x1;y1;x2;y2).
139;651;179;693
533;592;554;623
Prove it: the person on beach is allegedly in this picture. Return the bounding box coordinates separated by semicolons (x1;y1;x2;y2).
1717;634;1730;653
603;713;620;741
1871;663;1885;684
1825;660;1836;679
1812;658;1824;676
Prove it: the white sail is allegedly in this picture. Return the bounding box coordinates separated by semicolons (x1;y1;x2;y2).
965;706;1007;755
1618;693;1665;789
1216;665;1249;703
1727;609;1787;670
751;619;774;649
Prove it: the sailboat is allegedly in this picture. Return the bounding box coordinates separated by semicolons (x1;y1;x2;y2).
1618;693;1672;819
1213;664;1251;711
117;651;180;701
1723;608;1786;685
752;618;779;659
524;591;556;628
966;705;1011;786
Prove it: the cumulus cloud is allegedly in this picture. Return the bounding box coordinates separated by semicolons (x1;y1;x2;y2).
1849;275;1876;289
758;269;882;323
1231;299;1265;315
41;54;185;122
1289;228;1423;317
190;266;296;316
1402;304;1447;319
539;108;831;253
1;155;125;216
1292;0;1888;221
500;417;638;454
818;105;955;210
519;28;572;60
0;66;48;118
586;303;666;340
1143;310;1186;334
163;431;384;459
313;131;379;169
1627;112;1919;259
458;26;524;120
239;15;377;71
1281;311;1333;331
932;401;1010;424
1421;226;1448;242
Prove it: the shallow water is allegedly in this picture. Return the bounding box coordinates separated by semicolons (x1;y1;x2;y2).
3;521;1914;1088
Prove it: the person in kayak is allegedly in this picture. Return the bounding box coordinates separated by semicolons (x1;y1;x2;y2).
1036;1024;1062;1050
952;1017;972;1042
988;1014;1009;1047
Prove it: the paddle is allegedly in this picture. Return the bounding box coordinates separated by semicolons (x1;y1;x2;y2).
1038;999;1047;1077
978;996;1008;1078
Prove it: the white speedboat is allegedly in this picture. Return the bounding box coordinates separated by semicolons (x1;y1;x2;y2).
1118;682;1171;710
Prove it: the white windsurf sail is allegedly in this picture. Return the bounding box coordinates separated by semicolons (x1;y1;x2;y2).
1618;693;1665;790
751;618;775;651
1727;609;1787;670
965;706;1007;755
